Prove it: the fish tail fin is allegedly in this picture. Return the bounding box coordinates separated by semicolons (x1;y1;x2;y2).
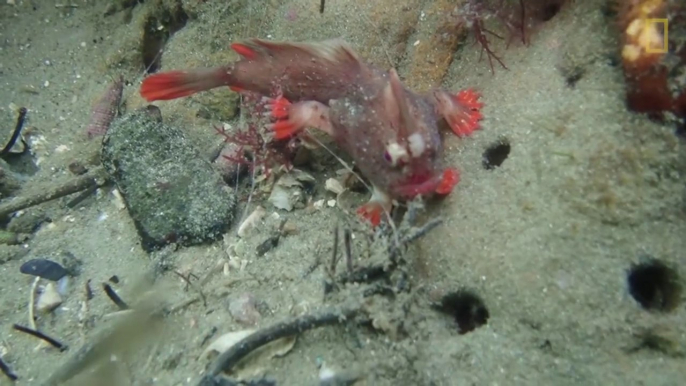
140;67;232;102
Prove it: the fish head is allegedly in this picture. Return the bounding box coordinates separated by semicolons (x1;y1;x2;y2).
369;70;446;199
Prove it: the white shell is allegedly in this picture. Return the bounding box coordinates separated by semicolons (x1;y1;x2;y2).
237;206;266;237
36;282;62;313
268;184;294;211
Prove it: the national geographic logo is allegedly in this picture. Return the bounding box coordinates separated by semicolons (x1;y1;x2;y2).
646;18;668;54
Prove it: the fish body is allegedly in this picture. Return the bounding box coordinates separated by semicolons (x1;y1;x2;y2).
140;39;483;225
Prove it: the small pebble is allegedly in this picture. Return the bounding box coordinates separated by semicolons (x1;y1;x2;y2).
256;234;280;257
36;282;63;313
228;293;261;326
68;161;88;175
324;178;344;195
55;144;69;153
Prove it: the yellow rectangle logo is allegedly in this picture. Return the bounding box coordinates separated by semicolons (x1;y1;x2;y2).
646;18;668;54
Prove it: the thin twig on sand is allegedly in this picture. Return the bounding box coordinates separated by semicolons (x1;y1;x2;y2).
198;304;362;385
0;167;108;218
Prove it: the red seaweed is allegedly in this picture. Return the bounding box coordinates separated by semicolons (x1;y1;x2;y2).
450;0;569;73
215;92;294;178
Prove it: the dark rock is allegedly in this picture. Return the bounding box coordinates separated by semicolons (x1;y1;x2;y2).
0;245;29;265
68;161;89;176
0;158;22;198
101;108;236;252
20;258;68;281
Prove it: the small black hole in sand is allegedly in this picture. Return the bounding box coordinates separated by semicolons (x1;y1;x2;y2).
627;259;682;312
565;67;585;88
438;290;489;334
676;121;685;139
141;5;189;73
482;140;510;169
539;3;562;22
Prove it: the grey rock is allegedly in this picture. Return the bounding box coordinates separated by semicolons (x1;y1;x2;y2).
101;108;235;252
7;209;48;234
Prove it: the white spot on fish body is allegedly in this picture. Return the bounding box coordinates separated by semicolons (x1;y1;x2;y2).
408;133;425;158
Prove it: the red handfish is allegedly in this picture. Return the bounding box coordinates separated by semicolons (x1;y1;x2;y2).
140;39;484;226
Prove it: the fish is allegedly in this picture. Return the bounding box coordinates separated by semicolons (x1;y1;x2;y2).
140;39;484;226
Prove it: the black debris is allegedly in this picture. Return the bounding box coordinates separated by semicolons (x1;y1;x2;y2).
19;258;68;281
0;356;18;381
13;324;68;352
103;283;129;310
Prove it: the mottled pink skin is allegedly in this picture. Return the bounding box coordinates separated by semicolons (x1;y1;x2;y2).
221;40;445;199
140;39;481;204
326;82;445;199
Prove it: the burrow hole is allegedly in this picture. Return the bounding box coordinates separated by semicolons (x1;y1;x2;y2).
627;259;682;312
436;290;489;334
142;4;189;73
535;0;565;22
482;138;511;170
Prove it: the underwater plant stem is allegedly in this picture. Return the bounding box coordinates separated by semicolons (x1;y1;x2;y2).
0;167;107;218
200;304;361;384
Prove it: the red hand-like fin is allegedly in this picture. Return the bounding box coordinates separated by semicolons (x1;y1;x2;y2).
451;89;483;137
435;168;460;195
270;120;300;140
269;95;291;120
357;203;383;227
434;89;484;137
266;97;333;139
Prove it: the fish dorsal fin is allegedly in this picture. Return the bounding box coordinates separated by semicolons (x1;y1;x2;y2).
232;38;362;69
382;69;416;140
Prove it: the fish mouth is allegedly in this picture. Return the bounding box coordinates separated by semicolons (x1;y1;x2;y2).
393;173;442;198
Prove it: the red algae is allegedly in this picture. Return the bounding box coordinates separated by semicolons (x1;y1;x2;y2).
450;0;570;72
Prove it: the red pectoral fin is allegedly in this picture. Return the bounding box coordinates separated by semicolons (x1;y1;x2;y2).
266;97;334;140
434;89;484;137
357;203;384;227
435;168;460;195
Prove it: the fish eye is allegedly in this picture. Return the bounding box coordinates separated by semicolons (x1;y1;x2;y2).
383;151;392;163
